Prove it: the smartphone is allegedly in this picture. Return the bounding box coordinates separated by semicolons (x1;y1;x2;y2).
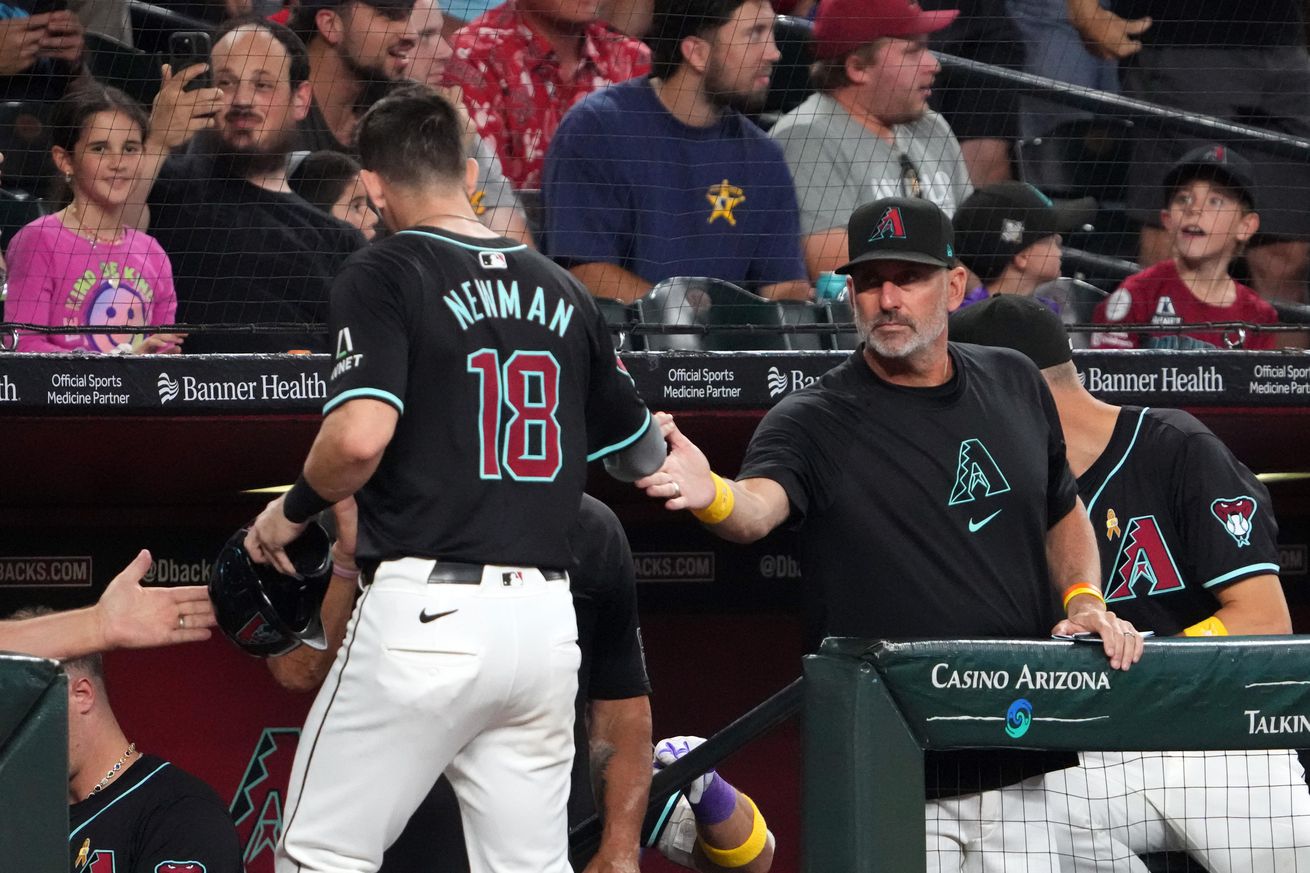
28;0;68;15
168;31;213;92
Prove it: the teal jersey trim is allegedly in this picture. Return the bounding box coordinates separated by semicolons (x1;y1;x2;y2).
1086;407;1149;516
324;387;405;416
587;411;653;462
70;762;171;841
1203;563;1281;588
398;229;528;253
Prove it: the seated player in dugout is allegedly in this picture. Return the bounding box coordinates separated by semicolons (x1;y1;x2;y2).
1092;145;1280;350
267;498;775;873
3;607;243;873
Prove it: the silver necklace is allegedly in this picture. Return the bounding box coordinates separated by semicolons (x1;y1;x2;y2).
87;742;136;799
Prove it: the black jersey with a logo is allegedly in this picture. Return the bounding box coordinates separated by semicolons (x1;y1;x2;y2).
325;228;652;569
739;343;1080;797
1078;406;1280;637
68;755;241;873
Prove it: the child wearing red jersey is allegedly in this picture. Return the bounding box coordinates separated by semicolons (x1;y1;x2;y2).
1093;145;1278;349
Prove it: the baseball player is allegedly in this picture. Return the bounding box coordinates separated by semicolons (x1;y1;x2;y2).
952;294;1310;872
244;89;663;873
636;197;1143;872
269;496;774;873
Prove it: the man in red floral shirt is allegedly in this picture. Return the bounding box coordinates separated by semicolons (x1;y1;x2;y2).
444;0;650;191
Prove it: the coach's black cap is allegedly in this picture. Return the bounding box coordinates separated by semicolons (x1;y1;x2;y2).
948;293;1073;369
1163;144;1257;210
952;182;1095;281
836;197;955;274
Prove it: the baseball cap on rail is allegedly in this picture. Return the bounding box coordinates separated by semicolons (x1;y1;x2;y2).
836;196;956;274
1162;144;1257;210
948;293;1073;370
952;182;1095;281
813;0;958;61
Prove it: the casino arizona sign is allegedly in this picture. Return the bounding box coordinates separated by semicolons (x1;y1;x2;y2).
931;662;1111;692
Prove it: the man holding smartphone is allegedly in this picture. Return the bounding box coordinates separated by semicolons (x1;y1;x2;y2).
0;0;84;105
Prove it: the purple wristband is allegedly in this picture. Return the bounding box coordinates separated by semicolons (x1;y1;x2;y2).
690;773;737;825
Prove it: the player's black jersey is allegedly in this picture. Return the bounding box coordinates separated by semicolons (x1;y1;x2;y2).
68;755;242;873
741;344;1077;642
1078;406;1281;636
325;228;652;568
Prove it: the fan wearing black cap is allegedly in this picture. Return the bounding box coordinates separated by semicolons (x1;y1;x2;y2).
1091;144;1279;350
951;294;1309;872
952;181;1094;313
637;196;1144;871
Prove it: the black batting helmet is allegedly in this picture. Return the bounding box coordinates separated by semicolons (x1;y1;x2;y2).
210;522;333;658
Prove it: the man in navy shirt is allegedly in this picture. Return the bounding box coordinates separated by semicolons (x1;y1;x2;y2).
542;0;811;303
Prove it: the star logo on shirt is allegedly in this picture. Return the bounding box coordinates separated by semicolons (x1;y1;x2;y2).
706;179;745;225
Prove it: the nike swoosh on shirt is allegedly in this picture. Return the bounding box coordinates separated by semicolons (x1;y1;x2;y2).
419;608;459;624
968;510;1003;533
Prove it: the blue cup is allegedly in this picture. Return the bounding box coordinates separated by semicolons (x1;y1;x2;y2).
815;272;848;301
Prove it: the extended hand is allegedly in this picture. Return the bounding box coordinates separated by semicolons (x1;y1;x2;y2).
97;549;216;650
149;63;224;151
654;735;716;801
1076;9;1151;60
635;413;714;510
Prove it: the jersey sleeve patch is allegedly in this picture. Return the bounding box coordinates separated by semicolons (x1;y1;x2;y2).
1210;495;1258;547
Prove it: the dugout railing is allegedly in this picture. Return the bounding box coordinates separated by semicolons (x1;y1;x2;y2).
805;637;1310;872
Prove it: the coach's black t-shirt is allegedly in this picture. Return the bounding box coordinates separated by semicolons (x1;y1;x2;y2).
68;754;242;873
740;343;1079;796
326;227;651;569
1108;0;1302;48
148;153;366;353
1079;406;1281;637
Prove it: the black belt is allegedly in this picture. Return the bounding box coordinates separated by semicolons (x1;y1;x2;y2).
426;561;567;585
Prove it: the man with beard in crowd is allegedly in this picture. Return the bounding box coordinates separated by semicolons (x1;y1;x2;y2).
290;0;419;153
134;17;365;353
542;0;810;303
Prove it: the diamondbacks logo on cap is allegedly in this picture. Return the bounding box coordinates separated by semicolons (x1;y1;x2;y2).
1206;145;1226;163
1001;219;1024;244
1211;496;1257;547
869;206;907;242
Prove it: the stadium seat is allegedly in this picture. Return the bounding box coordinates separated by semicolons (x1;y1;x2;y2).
824;298;860;350
777;300;830;351
84;32;163;107
636;277;789;352
1015;118;1134;208
755;15;815;129
593;297;639;351
128;0;213;60
0;102;52;199
0;190;47;251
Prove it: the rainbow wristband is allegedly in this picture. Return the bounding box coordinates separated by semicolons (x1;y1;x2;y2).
1184;615;1228;637
696;795;767;869
1062;582;1105;611
691;473;735;525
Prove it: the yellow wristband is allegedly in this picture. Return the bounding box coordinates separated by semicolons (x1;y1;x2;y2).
691;472;736;525
1062;582;1105;611
1184;615;1228;637
696;795;767;868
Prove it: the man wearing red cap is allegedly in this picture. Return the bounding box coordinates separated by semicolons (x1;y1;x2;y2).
769;0;973;280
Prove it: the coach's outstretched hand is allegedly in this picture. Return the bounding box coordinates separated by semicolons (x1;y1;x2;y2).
98;549;216;651
0;549;215;661
636;413;714;511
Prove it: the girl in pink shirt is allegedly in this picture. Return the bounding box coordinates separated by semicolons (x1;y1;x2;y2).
5;84;182;354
